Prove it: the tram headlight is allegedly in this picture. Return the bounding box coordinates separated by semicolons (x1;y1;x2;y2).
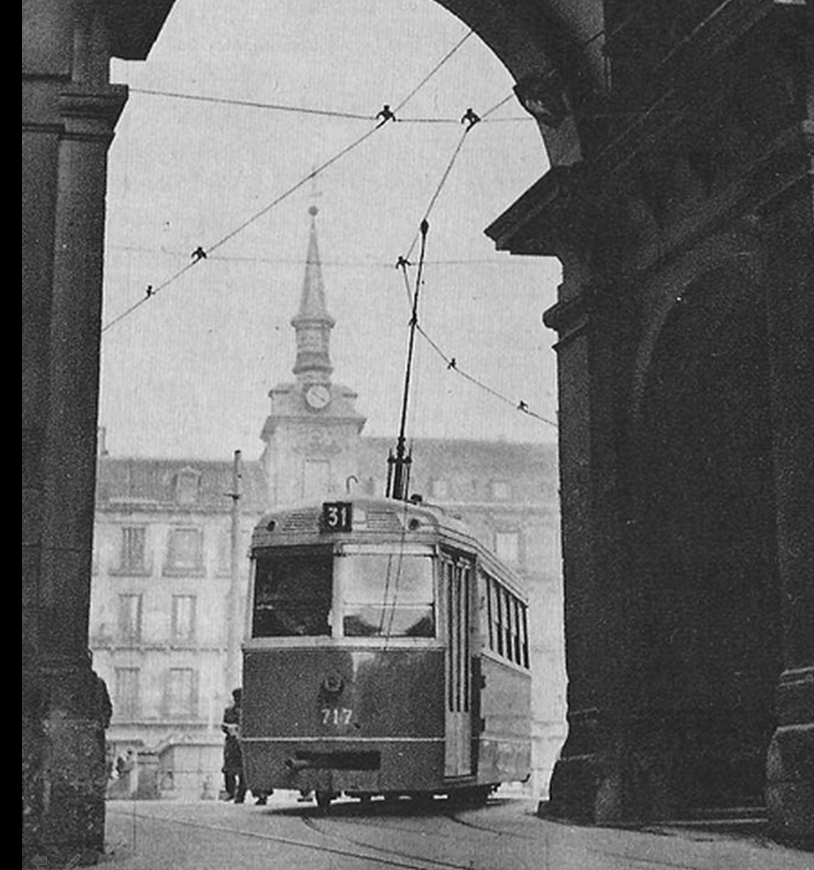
321;673;344;696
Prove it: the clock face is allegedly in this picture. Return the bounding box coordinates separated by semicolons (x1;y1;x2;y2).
305;384;331;410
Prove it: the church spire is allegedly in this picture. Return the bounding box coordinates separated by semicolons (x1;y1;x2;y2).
291;205;335;382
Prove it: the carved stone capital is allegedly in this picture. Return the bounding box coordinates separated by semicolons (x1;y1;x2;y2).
59;82;128;141
485;165;587;258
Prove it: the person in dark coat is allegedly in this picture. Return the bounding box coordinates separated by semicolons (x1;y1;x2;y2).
222;688;246;803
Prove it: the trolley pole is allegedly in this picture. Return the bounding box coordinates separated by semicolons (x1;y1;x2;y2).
225;450;242;695
388;219;428;502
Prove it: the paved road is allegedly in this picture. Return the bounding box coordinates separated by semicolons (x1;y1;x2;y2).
102;794;811;870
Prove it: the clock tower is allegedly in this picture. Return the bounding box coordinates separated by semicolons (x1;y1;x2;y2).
260;206;366;507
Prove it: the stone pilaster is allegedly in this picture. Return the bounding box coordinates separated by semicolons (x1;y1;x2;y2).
762;117;814;842
23;4;126;862
542;271;639;823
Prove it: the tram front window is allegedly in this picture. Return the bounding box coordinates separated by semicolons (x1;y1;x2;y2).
339;546;435;638
252;549;332;638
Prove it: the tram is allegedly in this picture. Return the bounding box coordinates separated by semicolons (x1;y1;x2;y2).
240;495;532;811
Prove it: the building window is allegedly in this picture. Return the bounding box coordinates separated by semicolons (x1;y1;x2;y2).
166;668;197;718
114;668;140;720
303;459;330;500
117;594;143;644
166;527;203;574
175;469;200;505
491;480;511;501
171;595;197;643
495;530;521;565
120;526;147;572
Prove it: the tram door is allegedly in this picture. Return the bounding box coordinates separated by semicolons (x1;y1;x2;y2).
443;554;472;777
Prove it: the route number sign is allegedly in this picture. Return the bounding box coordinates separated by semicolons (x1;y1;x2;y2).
322;502;352;532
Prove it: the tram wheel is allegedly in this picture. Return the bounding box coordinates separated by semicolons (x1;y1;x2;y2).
315;791;333;813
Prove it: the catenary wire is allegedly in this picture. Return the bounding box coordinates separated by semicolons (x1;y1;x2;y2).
391;92;557;428
392;29;474;113
102;30;481;334
129;86;531;125
417;324;558;428
107;244;543;269
131;88;373;120
101;124;380;333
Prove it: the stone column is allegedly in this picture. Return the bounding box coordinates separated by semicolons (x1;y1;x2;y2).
763;118;814;841
543;259;639;823
23;4;125;863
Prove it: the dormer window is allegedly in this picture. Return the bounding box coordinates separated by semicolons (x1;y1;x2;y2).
175;469;200;505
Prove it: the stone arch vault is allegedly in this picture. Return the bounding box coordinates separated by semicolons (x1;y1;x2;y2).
23;0;812;861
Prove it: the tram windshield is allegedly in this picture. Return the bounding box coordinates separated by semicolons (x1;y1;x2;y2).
338;544;435;638
252;548;332;638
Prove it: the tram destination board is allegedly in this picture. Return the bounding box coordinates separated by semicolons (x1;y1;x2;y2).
321;501;352;532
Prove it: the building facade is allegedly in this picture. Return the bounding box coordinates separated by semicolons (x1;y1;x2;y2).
91;456;267;798
90;208;564;799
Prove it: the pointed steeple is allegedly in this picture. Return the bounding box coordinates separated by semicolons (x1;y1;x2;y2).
292;206;335;382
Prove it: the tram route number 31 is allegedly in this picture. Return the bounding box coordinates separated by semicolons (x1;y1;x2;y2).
322;502;353;532
322;707;353;726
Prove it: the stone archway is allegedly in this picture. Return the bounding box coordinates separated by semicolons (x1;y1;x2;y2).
23;1;600;861
626;267;783;818
23;0;813;861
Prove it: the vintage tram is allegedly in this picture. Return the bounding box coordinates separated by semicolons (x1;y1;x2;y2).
240;495;531;810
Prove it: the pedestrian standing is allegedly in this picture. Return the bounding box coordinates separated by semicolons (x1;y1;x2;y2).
222;688;247;803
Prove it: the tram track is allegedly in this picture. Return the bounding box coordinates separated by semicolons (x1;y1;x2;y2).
300;814;480;870
107;804;490;870
304;796;541;843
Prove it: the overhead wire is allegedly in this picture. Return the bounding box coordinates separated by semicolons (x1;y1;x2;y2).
391;29;474;114
392;90;558;429
106;244;544;269
129;86;531;125
418;324;558;428
101;123;381;333
102;26;477;334
130;88;373;120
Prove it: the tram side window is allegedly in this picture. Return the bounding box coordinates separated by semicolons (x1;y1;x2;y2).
340;551;435;638
503;588;513;661
519;603;530;669
252;550;332;638
484;575;529;669
490;578;503;657
511;598;523;664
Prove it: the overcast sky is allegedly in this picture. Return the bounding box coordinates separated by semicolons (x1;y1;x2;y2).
99;0;562;461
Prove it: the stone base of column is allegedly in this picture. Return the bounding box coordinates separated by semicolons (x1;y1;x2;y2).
546;706;778;827
766;667;814;847
22;655;111;867
544;706;625;824
766;723;814;845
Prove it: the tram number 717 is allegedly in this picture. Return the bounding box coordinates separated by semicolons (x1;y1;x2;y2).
321;707;353;726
